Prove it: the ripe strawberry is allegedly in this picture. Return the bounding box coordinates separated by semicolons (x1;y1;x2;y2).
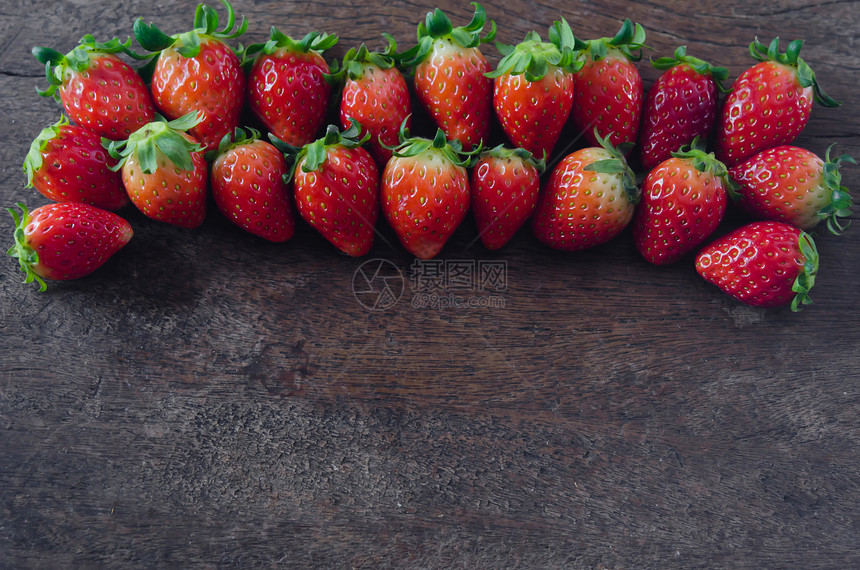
208;128;296;242
247;29;337;147
402;4;495;149
471;145;544;250
487;19;582;161
715;38;839;167
639;46;728;171
286;122;380;256
134;0;249;151
695;221;818;311
571;19;646;148
633;140;730;265
382;128;476;259
33;36;156;140
105;113;207;229
7;202;132;291
333;38;412;167
729;145;855;234
531;131;639;251
24;116;129;211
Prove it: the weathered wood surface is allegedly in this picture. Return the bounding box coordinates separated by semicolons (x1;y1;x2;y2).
1;0;858;567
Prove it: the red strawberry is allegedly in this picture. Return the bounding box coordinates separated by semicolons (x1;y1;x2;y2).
715;38;839;167
471;145;544;250
639;46;728;171
209;128;296;242
382;128;476;259
334;38;412;167
287;122;380;256
403;4;495;149
33;36;156;141
532;131;639;251
571;19;646;148
24;116;129;211
247;29;337;147
633;140;730;265
7;202;132;291
134;0;249;151
695;221;818;311
105;113;207;229
729;145;854;234
487;19;581;161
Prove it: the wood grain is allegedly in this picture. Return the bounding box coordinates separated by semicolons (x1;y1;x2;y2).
1;0;858;567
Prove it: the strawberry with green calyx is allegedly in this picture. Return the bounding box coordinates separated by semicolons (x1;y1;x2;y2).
279;121;380;257
105;112;208;229
33;35;156;140
382;124;482;259
633;139;731;265
7;202;133;291
328;36;412;167
208;127;297;243
531;130;640;252
729;144;855;234
24;116;129;211
695;221;818;311
401;3;496;149
715;38;840;167
247;29;338;147
471;145;545;250
486;18;582;161
133;0;249;152
571;19;647;148
639;46;728;171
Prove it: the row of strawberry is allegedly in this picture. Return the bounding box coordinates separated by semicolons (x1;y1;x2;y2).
7;1;854;311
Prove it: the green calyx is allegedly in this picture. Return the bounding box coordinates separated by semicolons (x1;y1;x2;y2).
134;0;248;59
385;117;482;168
671;136;734;189
273;119;369;183
791;231;818;312
6;203;46;292
104;112;204;175
205;126;261;162
400;2;496;67
245;28;338;61
23;115;70;187
749;37;839;107
652;45;729;92
817;144;855;235
486;18;583;81
579;18;646;63
480;144;546;174
33;35;148;100
327;35;401;84
583;129;640;204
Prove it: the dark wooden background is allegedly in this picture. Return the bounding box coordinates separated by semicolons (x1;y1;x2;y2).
1;0;858;567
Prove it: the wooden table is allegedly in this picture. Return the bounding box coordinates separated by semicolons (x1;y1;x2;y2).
2;0;857;567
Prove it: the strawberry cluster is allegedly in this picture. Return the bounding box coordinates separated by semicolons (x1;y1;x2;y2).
8;1;854;311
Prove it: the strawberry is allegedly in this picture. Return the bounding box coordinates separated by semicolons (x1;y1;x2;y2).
729;144;855;234
7;202;132;291
471;145;545;250
133;0;249;151
247;29;338;147
695;221;818;311
714;38;839;167
284;122;380;256
531;131;639;251
33;36;156;140
633;140;730;265
571;19;646;148
23;116;129;211
402;4;495;149
639;46;728;171
382;128;478;259
105;113;208;229
332;38;412;167
486;19;582;161
208;128;296;242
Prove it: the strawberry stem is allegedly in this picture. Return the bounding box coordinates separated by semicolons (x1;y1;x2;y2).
791;231;818;311
6;204;46;292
